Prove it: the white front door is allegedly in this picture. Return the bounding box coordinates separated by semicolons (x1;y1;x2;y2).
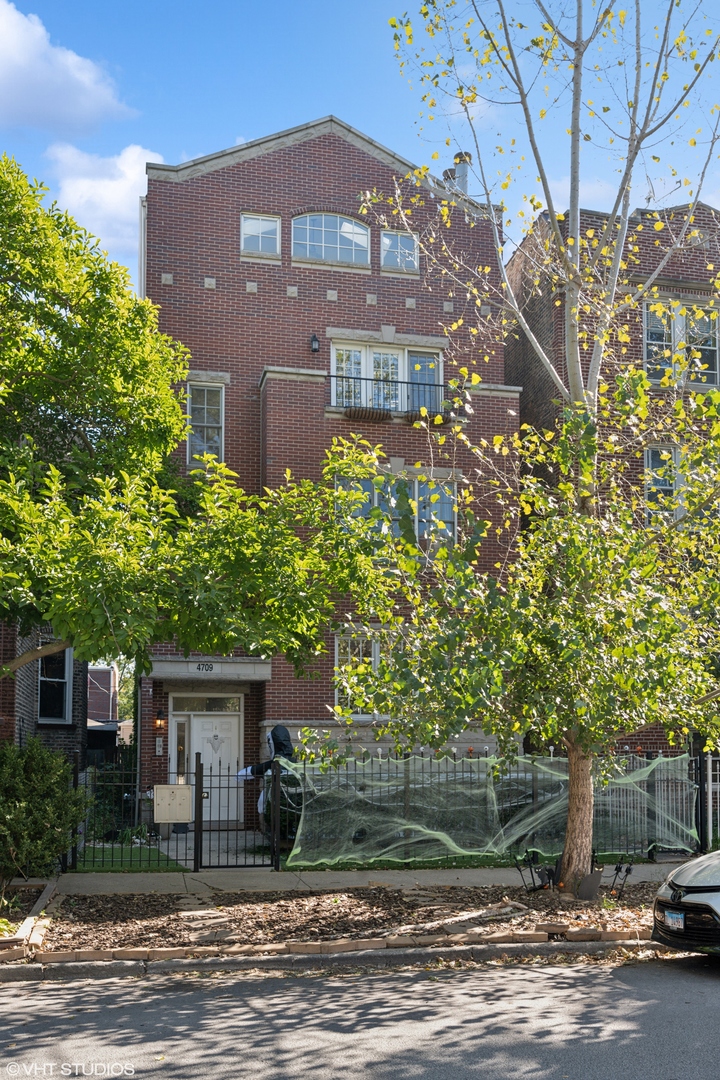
189;710;243;824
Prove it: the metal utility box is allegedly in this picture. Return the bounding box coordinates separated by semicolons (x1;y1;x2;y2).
153;784;193;823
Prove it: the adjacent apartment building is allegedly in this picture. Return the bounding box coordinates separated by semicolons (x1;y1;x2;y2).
505;201;720;755
0;626;88;760
137;116;521;790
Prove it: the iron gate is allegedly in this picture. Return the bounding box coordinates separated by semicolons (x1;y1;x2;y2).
69;753;287;871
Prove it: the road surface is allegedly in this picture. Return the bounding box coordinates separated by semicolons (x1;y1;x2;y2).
1;955;718;1079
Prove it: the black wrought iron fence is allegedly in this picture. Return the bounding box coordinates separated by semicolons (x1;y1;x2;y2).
329;375;461;419
69;752;279;871
65;750;715;874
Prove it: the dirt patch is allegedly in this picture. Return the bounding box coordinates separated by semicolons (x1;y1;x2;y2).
0;888;43;935
43;883;656;951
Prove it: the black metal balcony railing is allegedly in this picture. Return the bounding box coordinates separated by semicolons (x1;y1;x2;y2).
329;375;460;421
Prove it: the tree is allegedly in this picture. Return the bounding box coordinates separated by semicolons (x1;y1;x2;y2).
337;1;720;886
338;408;720;887
0;154;188;484
385;1;720;410
0;157;399;681
0;446;400;679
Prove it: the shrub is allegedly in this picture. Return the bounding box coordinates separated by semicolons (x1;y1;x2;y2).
0;739;87;894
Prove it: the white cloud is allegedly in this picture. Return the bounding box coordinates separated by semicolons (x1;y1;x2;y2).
0;0;131;132
46;143;163;266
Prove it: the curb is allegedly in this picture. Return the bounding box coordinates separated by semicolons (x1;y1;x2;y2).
0;940;669;984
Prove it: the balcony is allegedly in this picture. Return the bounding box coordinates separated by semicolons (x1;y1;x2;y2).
329;375;462;424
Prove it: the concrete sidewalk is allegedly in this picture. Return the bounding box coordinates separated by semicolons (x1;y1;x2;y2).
39;861;679;895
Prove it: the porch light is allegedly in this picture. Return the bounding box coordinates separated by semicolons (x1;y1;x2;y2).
155;709;165;728
310;333;320;353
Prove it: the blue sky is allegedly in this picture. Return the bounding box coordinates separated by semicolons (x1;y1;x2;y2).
1;0;431;276
3;0;719;282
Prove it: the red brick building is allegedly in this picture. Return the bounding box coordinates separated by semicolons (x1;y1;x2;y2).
138;116;520;789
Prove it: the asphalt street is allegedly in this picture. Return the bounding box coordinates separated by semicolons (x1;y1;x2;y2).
0;956;718;1079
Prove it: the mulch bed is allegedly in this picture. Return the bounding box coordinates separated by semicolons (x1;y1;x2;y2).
1;888;43;933
42;883;657;951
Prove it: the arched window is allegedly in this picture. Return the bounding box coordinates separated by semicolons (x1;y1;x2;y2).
292;214;369;265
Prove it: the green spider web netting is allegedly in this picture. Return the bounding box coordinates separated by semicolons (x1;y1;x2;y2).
275;753;698;868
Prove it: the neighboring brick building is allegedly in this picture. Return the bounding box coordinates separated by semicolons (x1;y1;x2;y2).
0;626;88;762
506;201;720;755
506;202;720;428
139;116;520;789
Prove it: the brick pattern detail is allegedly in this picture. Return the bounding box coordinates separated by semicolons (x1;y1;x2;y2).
0;622;17;743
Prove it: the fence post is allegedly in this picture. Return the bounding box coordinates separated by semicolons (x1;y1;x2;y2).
697;752;709;853
530;757;539;864
70;751;79;872
646;752;657;860
271;759;281;872
707;753;713;853
193;752;204;873
404;752;411;863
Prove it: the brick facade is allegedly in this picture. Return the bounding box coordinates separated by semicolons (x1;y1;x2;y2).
0;623;88;762
139;117;519;788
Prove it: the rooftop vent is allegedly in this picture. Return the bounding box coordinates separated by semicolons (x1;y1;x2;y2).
442;151;472;194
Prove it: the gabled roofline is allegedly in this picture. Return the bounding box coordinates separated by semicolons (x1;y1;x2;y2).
145;115;488;213
147;115;425;184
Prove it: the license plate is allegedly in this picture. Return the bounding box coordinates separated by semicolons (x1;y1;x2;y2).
665;909;685;932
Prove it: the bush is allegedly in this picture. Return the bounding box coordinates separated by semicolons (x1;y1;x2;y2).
0;739;87;894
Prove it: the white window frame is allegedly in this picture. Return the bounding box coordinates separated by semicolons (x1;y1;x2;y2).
187;382;225;465
240;214;281;258
38;647;73;725
331;342;443;412
643;301;719;386
644;446;680;524
380;230;420;273
292;214;370;267
334;632;379;715
337;474;457;542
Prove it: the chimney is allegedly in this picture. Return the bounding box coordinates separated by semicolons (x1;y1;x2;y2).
454;151;471;194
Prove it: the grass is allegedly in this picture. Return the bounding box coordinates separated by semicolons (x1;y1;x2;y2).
283;852;520;872
282;850;660;872
72;847;188;873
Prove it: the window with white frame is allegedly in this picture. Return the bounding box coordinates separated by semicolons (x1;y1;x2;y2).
644;303;719;385
334;633;377;712
240;214;280;256
381;231;419;272
188;383;224;463
645;447;678;523
38;648;73;724
292;214;369;265
338;475;456;541
332;342;442;413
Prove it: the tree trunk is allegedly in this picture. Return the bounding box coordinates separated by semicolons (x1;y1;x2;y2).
560;736;594;893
